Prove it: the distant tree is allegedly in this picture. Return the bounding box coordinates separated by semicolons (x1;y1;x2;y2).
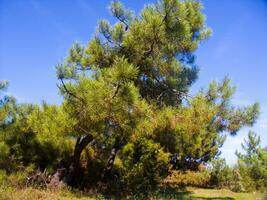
0;80;15;130
27;103;75;169
236;131;267;191
0;81;38;171
0;83;72;173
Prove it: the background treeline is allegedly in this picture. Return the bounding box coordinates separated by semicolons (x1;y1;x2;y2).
0;0;266;198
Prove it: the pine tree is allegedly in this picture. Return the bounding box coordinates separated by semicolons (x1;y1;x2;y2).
55;0;259;190
236;131;267;191
0;80;15;129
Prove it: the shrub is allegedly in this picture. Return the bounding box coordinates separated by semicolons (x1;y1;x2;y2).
162;170;210;188
230;169;245;192
7;171;28;188
0;142;12;172
208;159;233;188
120;137;170;196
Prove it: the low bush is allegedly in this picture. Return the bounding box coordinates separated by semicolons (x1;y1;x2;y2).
120;137;170;197
208;159;233;188
162;170;210;188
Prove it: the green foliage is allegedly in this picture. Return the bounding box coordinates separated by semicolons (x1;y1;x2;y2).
206;159;249;192
208;159;233;188
0;142;12;171
1;104;58;170
71;0;212;107
0;80;16;130
236;131;267;191
152;77;259;171
0;84;38;171
120;136;170;194
230;169;246;192
0;83;73;173
28;102;74;155
207;158;243;191
54;2;259;186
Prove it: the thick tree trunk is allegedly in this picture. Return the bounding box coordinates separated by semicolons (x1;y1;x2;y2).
68;134;94;185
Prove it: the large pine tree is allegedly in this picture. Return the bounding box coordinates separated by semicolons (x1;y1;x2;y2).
55;0;259;189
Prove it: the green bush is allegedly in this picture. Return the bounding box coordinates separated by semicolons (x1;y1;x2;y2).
207;159;247;192
120;137;170;196
228;169;245;192
208;159;233;188
0;142;13;172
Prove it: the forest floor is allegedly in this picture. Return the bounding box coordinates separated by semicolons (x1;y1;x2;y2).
0;187;265;200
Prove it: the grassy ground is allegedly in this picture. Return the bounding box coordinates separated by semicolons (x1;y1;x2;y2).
0;187;265;200
188;188;265;200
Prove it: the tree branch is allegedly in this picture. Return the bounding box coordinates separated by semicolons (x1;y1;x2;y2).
59;78;84;103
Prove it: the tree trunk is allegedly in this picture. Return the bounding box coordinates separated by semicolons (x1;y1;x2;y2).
101;144;119;181
68;134;94;185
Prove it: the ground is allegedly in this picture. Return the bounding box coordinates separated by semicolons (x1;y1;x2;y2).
187;188;265;200
0;187;265;200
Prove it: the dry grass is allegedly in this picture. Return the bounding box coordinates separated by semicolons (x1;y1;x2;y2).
0;187;99;200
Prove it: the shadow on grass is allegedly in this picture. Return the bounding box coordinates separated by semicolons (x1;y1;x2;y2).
153;187;236;200
153;186;193;199
68;186;237;200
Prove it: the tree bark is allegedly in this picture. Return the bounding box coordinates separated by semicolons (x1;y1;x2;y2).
68;134;94;185
101;143;120;181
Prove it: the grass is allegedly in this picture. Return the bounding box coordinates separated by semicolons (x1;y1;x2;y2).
153;187;265;200
188;188;265;200
0;187;265;200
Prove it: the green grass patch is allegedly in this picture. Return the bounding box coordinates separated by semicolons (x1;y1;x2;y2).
188;188;265;200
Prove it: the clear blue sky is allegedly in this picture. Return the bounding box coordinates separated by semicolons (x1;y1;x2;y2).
0;0;266;164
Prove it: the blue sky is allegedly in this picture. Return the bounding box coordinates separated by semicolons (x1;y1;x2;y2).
0;0;266;165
